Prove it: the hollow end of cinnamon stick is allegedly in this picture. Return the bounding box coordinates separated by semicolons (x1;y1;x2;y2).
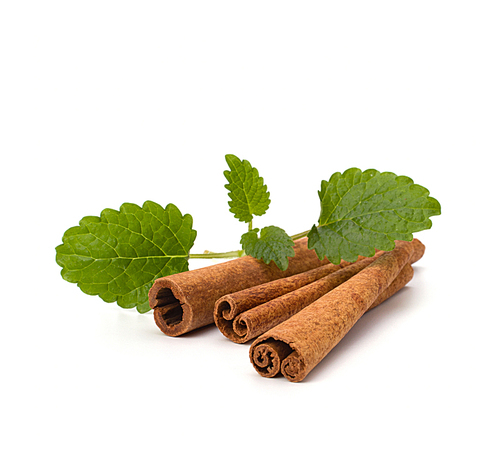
281;352;307;382
213;296;247;343
214;295;240;321
233;316;249;338
249;338;293;378
150;280;195;337
250;332;307;381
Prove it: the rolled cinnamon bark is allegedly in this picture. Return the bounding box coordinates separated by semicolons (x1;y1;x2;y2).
215;260;354;323
249;239;421;382
250;264;414;378
367;263;414;311
217;239;424;344
149;238;329;336
215;253;384;343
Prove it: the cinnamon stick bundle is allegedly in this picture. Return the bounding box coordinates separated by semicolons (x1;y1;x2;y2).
216;239;424;344
249;239;422;382
214;252;384;343
149;238;330;336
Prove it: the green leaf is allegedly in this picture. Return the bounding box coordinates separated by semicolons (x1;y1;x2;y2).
55;201;197;313
224;154;271;223
307;168;441;264
241;226;295;271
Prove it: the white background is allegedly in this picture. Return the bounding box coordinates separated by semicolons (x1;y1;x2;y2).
1;1;499;464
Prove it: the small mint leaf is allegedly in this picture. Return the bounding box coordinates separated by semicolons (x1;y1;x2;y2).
224;154;271;223
55;201;197;313
308;168;441;263
241;226;295;271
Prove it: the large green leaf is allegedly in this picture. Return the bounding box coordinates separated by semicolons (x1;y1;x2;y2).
55;201;196;312
308;168;441;263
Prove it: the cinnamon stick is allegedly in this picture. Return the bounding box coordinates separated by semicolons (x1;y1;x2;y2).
215;252;384;343
149;237;329;336
217;239;424;344
367;263;414;311
249;239;421;382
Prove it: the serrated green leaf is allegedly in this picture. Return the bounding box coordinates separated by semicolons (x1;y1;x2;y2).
224;154;271;223
308;168;441;264
55;201;197;313
241;226;295;271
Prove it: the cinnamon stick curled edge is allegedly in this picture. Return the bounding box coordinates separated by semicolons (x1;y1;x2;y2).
149;238;330;336
249;239;423;382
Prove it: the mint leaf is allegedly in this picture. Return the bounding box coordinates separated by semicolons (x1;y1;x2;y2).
55;201;196;313
308;168;441;263
224;154;271;223
241;226;295;271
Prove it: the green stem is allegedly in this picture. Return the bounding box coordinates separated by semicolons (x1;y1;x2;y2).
189;229;311;261
290;229;310;241
189;250;245;259
248;219;253;231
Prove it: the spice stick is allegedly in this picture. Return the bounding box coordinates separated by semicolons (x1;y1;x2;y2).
215;260;355;322
251;263;413;381
217;238;424;344
367;263;414;311
249;239;421;382
149;238;329;336
215;253;384;343
249;264;414;379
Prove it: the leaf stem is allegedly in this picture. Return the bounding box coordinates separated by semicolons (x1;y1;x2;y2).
290;229;310;241
189;230;311;261
189;250;245;259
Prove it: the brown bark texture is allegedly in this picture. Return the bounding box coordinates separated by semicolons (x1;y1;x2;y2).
249;239;423;382
217;239;423;344
215;252;384;343
149;237;330;336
